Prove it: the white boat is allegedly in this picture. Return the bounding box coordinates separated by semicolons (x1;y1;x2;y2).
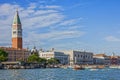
109;65;120;69
89;68;98;71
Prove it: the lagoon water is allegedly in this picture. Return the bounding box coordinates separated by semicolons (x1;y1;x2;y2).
0;68;120;80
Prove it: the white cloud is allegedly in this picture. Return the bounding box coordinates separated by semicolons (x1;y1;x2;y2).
23;30;85;48
0;3;85;48
25;30;85;41
34;10;59;15
105;36;120;42
50;31;85;40
59;17;83;26
59;19;76;26
28;3;37;9
22;12;64;29
45;5;62;10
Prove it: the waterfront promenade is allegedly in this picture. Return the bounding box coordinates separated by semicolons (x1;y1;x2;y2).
0;61;120;69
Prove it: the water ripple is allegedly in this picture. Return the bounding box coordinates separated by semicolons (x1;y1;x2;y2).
0;68;120;80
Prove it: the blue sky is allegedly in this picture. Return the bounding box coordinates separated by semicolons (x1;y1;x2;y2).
0;0;120;55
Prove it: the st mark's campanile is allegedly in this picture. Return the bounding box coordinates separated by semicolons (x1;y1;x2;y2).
12;10;22;49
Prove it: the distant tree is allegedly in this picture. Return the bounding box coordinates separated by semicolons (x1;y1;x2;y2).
0;49;8;62
0;49;8;57
38;58;47;64
0;55;8;62
27;54;39;63
27;54;47;64
47;58;60;65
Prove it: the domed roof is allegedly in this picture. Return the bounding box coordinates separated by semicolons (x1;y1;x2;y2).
31;46;37;53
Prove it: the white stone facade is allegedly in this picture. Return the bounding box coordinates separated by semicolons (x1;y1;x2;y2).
39;51;69;65
12;28;22;38
93;54;111;65
61;50;93;65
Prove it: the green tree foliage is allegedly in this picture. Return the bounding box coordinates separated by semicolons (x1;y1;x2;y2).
0;49;8;62
38;58;47;64
0;49;8;57
47;58;60;64
0;55;8;61
27;54;39;63
27;54;60;65
27;54;47;64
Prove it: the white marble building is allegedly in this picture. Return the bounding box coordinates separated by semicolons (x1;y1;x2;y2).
61;50;93;65
39;51;69;65
93;54;111;65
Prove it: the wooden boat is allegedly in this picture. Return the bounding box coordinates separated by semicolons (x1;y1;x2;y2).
73;65;85;70
97;65;105;69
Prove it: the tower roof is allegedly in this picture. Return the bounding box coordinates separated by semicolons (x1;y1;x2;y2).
13;10;21;24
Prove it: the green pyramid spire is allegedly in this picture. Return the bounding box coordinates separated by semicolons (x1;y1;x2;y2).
13;9;21;24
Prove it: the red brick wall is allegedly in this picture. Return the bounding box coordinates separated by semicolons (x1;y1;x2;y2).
12;37;22;49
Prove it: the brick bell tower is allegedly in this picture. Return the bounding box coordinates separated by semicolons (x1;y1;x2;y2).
12;10;22;49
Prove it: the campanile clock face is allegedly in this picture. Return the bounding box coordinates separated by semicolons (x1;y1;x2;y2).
18;29;22;37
